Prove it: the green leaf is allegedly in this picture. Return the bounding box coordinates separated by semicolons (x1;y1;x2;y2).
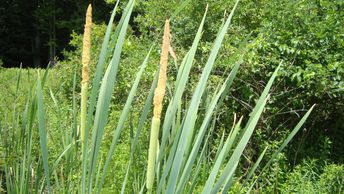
165;1;240;192
36;76;51;190
97;46;152;193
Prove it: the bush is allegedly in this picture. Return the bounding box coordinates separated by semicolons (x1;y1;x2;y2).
281;160;344;193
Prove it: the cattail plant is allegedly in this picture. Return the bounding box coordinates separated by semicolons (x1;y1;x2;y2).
80;4;92;151
146;19;170;192
1;0;317;193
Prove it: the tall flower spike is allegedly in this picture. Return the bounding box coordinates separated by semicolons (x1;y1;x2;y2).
147;19;170;193
80;4;92;151
153;19;170;119
81;4;92;84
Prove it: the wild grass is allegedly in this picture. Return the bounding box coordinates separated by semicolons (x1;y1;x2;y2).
0;0;315;193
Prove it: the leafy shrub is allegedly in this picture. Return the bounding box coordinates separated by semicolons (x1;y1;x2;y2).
281;160;344;194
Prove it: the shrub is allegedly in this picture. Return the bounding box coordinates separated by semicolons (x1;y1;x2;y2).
281;160;344;194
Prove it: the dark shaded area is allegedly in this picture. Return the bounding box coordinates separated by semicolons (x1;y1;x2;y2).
0;0;113;68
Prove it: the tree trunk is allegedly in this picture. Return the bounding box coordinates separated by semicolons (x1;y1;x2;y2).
33;31;41;68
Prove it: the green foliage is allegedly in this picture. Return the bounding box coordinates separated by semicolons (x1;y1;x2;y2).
133;0;344;165
243;0;344;163
281;161;344;194
245;0;344;98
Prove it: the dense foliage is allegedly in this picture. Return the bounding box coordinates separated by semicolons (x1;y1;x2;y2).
133;0;344;163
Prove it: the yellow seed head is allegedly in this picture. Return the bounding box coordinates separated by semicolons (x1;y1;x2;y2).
153;19;170;118
80;4;92;151
81;4;92;84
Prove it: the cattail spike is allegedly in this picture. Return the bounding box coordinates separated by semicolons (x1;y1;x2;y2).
81;4;92;84
153;19;170;119
147;19;170;192
80;3;92;152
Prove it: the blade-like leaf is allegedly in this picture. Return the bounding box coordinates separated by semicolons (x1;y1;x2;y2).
201;117;243;194
158;7;208;162
166;1;240;192
82;2;119;192
176;62;241;193
97;46;152;193
246;105;315;193
211;95;270;194
121;70;159;194
36;76;51;190
240;146;268;189
88;1;134;192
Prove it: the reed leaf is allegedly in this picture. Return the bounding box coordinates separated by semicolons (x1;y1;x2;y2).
98;47;152;193
165;1;239;192
36;76;51;191
87;1;134;193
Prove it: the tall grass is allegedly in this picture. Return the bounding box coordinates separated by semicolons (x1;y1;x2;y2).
0;0;315;193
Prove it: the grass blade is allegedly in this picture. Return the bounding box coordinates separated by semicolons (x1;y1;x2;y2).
36;76;51;190
82;4;120;190
176;62;241;193
87;1;134;192
201;118;243;194
98;46;152;193
166;1;239;192
211;95;270;193
158;7;208;162
246;104;316;193
241;146;268;188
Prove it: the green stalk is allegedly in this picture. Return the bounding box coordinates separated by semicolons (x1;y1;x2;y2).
147;117;161;192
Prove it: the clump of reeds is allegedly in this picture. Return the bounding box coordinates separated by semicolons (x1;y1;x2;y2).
1;1;317;193
146;19;170;192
